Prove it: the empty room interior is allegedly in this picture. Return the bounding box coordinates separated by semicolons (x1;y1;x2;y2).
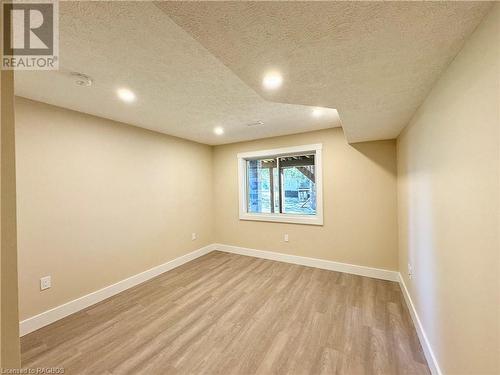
1;1;499;374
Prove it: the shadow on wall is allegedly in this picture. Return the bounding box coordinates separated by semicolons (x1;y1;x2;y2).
408;171;438;346
351;140;397;177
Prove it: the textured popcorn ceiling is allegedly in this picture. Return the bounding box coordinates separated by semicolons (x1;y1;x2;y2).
159;1;492;143
15;1;492;144
14;2;340;146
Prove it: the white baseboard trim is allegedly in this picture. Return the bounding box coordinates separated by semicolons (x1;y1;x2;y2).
20;237;432;375
19;244;217;336
214;243;399;282
398;273;442;375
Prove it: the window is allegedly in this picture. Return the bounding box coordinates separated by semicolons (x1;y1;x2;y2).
238;144;323;225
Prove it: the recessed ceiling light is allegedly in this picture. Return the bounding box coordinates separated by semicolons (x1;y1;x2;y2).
117;88;136;103
262;71;283;90
312;108;323;118
214;126;224;135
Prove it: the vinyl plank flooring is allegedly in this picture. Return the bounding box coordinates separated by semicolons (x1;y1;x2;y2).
21;251;430;375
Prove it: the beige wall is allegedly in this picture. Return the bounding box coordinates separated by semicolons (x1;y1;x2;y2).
1;70;21;367
15;98;214;320
397;4;500;375
16;100;399;325
213;128;399;271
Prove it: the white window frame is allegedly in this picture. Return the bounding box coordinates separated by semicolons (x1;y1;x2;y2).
237;143;323;226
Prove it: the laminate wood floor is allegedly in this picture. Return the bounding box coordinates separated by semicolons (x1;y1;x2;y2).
22;251;430;375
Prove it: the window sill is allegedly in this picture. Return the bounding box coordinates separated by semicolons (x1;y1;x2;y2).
239;212;323;226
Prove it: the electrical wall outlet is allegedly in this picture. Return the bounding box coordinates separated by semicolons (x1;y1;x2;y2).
40;276;51;291
191;233;197;241
408;263;413;280
284;234;289;242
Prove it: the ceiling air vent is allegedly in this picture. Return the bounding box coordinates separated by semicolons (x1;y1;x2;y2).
246;121;264;127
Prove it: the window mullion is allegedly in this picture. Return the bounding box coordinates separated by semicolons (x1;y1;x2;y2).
277;157;283;214
269;161;275;214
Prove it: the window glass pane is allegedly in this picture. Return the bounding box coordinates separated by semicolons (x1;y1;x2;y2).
280;155;316;215
247;159;279;213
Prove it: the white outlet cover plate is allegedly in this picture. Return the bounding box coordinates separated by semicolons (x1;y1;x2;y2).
40;276;51;290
